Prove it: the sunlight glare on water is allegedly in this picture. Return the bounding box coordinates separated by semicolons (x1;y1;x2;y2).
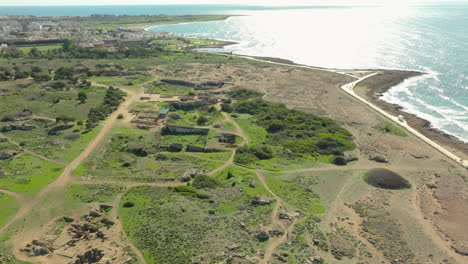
149;5;468;142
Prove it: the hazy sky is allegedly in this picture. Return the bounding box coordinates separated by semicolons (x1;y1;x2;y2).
0;0;464;6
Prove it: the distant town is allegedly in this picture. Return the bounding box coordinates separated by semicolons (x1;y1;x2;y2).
0;14;230;53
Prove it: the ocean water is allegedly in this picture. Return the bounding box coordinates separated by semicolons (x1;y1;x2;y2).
0;5;348;17
1;4;467;142
148;4;468;143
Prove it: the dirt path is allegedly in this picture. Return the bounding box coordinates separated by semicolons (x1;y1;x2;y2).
0;188;24;202
207;150;235;176
110;193;148;264
253;170;305;264
0;86;143;237
324;173;386;262
206;114;295;263
409;185;467;263
220;112;248;144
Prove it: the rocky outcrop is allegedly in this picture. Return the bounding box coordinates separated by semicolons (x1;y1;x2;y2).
251;196;274;205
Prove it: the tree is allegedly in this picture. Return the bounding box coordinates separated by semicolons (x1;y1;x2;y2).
28;48;42;58
77;92;87;104
32;73;51;82
31;66;42;73
197;116;209;125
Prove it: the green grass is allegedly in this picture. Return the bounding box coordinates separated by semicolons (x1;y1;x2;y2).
373;121;408;137
0;154;63;194
119;167;272;264
0;83;106;121
145;83;194;95
0;139;20;152
91;74;152;87
231;114;267;145
17;45;61;53
219;121;236;132
196;151;232;162
0;193;18;228
66;184;124;203
160;134;207;147
4;121;101;163
263;171;324;216
73;127;223;182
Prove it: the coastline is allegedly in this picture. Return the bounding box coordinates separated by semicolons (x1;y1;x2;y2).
133;22;468;163
212;51;468;163
354;70;468;158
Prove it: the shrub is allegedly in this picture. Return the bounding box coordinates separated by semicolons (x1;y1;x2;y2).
117;114;124;119
123;202;134;208
330;156;347;166
232;100;354;156
173;186;209;199
228;88;263;100
168;112;181;120
373;121;408;137
196;116;209;125
221;103;233;112
234;152;259;164
192;174;223;189
365;168;411;190
77;92;87;104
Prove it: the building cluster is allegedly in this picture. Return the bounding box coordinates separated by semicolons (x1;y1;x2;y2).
0;16;84;41
0;16;167;44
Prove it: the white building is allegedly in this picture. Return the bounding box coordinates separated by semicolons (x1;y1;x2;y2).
27;22;43;32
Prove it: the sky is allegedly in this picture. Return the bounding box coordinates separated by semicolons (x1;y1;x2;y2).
0;0;465;6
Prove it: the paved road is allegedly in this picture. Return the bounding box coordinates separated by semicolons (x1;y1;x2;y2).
341;72;468;169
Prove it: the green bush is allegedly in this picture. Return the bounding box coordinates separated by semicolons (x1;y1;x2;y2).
232;100;354;156
192;174;223;189
173;186;210;199
228;88;263;100
373;121;408;137
196;116;209;125
234;144;274;164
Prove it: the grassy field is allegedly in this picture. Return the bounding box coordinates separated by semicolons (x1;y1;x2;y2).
17;45;62;53
168;108;224;127
0;83;106;121
66;184;125;203
231;114;268;145
4;121;102;163
119;165;274;264
91;74;152;88
145;83;194;95
0;154;63;194
73;126;223;182
263;171;325;215
0;193;18;228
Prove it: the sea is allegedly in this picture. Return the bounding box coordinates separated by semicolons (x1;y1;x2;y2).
1;4;467;142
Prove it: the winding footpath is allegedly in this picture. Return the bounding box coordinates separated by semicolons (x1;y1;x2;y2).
0;86;143;236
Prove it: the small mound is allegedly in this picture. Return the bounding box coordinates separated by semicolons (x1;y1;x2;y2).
365;168;411;190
